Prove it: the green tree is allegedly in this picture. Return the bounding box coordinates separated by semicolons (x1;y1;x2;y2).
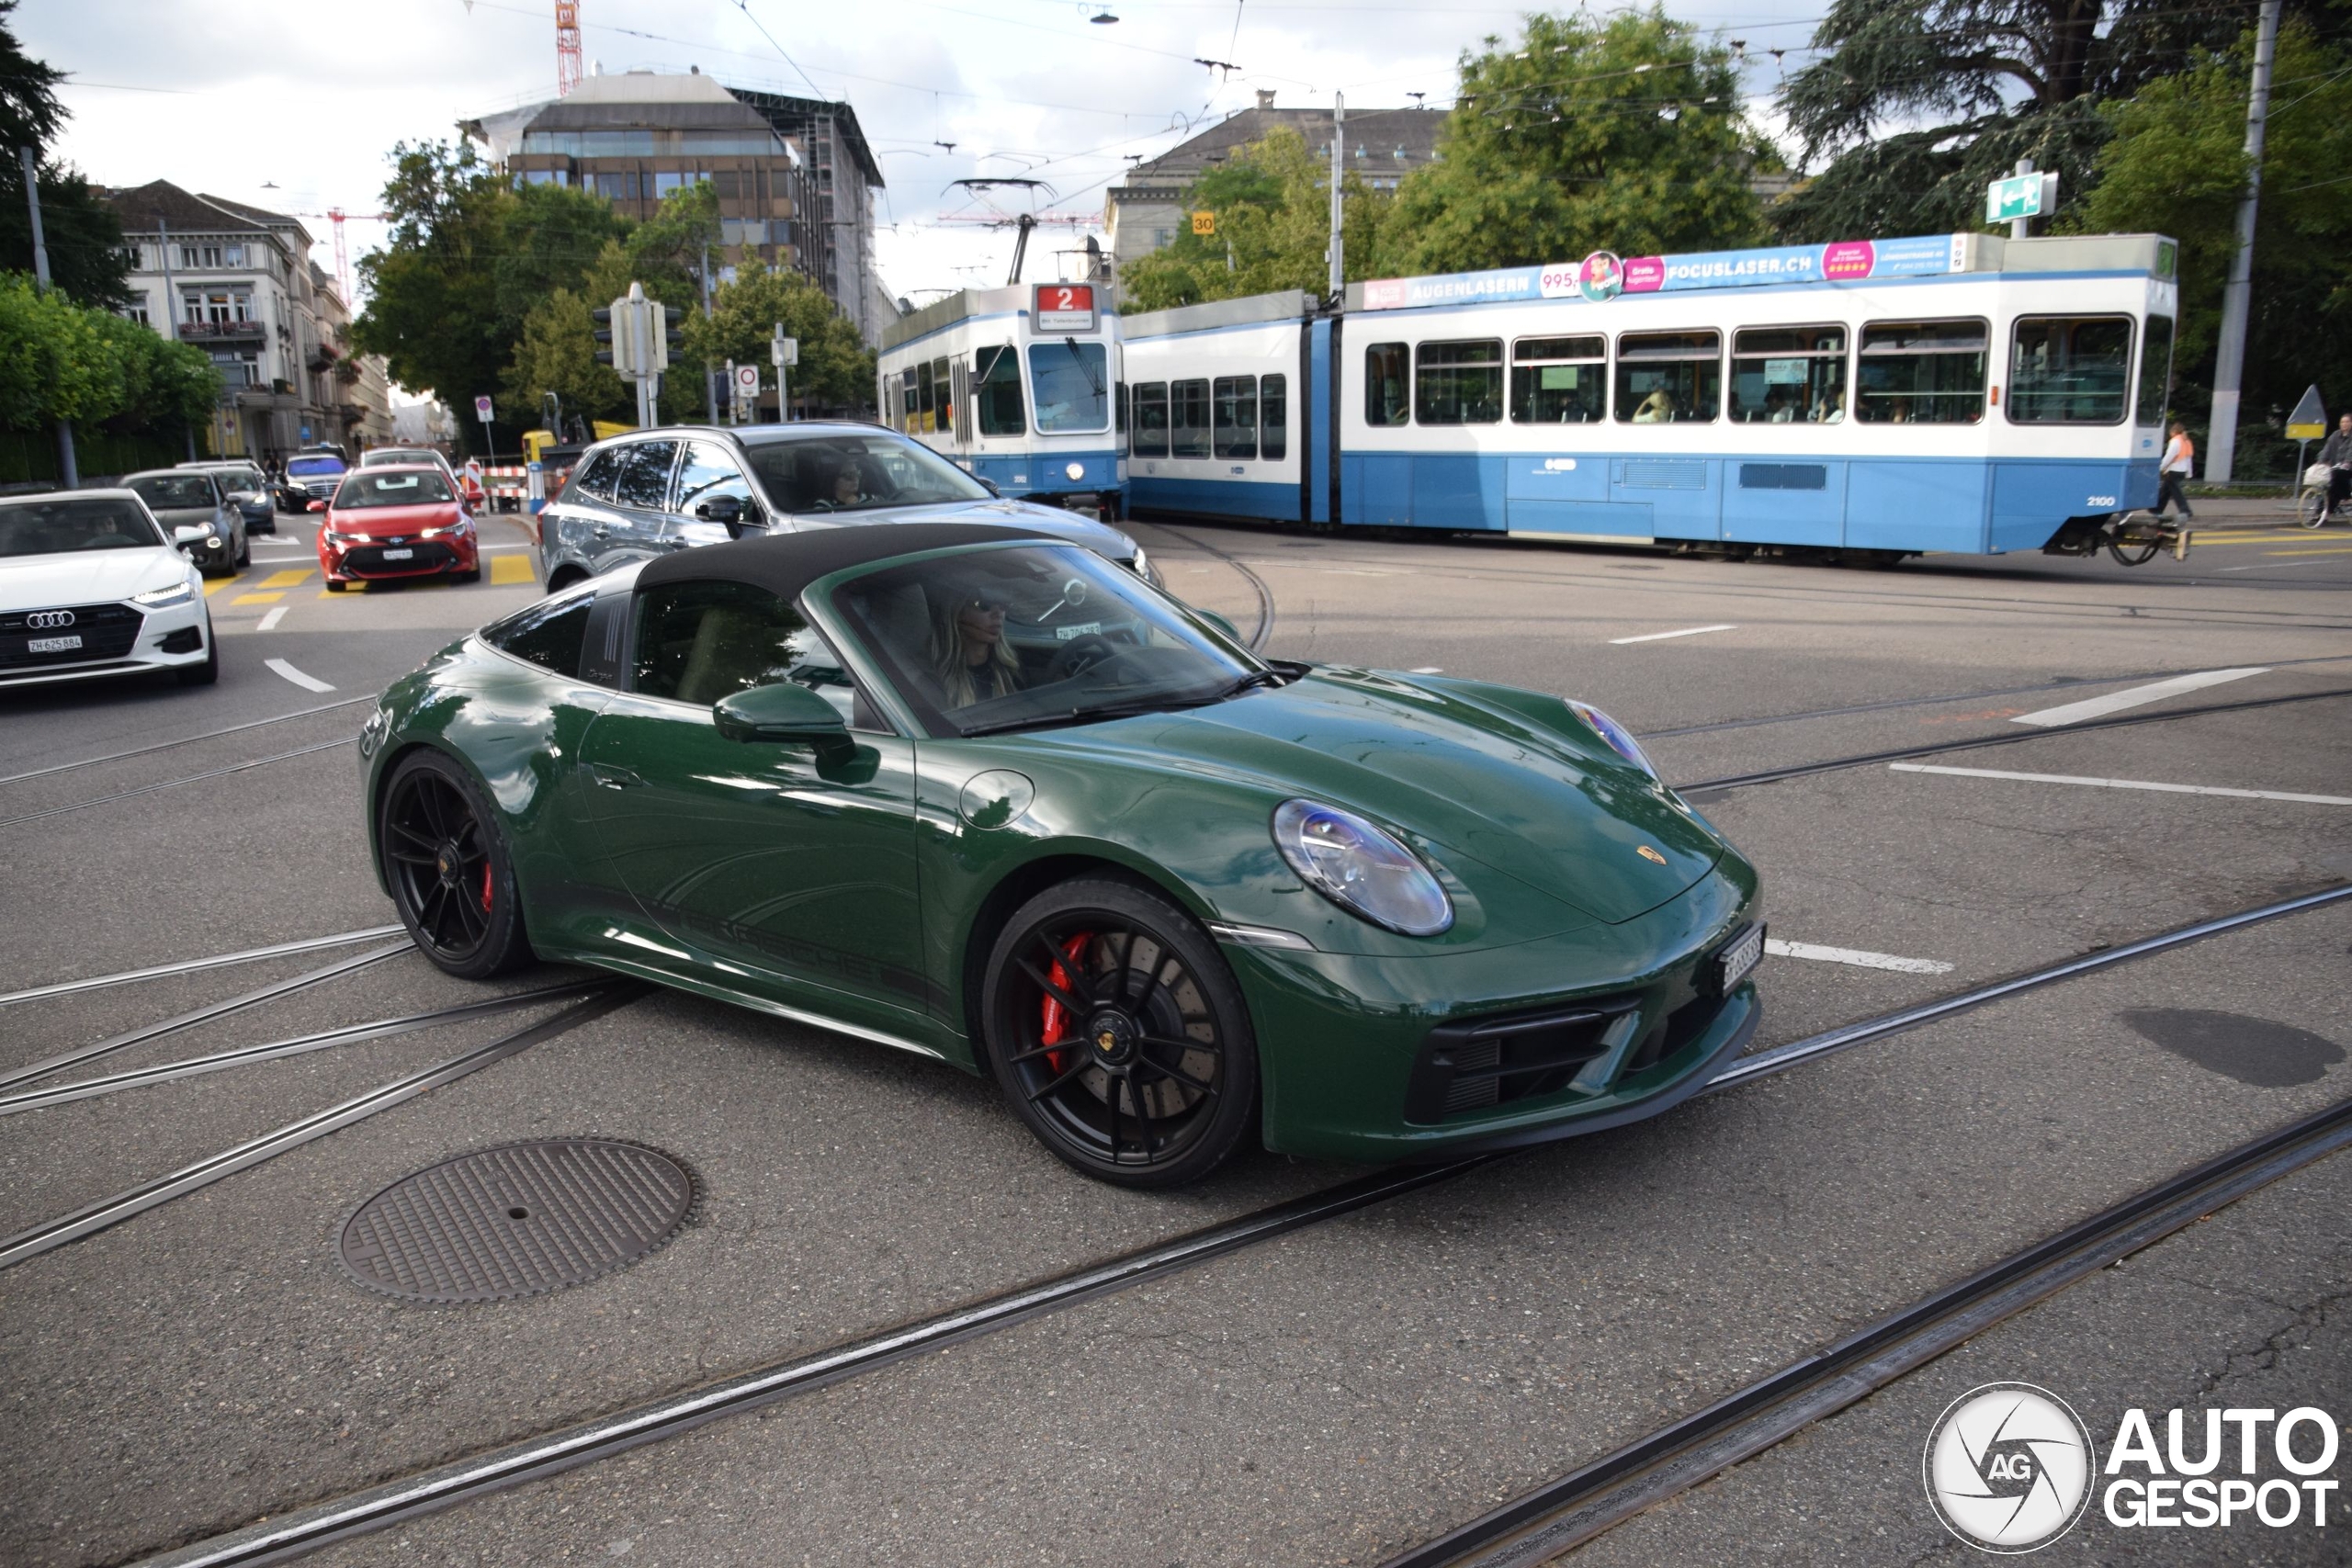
682;260;873;413
503;286;628;431
1771;0;2348;242
0;5;129;303
1121;127;1392;310
0;272;218;433
1377;8;1768;277
2073;21;2352;468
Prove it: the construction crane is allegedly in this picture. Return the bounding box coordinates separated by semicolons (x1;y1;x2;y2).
555;0;582;97
289;209;387;304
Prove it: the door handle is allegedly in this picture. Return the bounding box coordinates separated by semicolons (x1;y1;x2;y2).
588;763;645;790
592;525;613;539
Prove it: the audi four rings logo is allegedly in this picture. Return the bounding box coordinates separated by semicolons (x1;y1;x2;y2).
26;610;75;629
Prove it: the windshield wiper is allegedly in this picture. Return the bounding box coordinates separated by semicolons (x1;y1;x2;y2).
956;672;1282;739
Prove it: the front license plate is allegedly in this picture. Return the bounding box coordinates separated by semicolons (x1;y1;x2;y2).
379;548;414;560
1711;922;1765;997
28;635;82;654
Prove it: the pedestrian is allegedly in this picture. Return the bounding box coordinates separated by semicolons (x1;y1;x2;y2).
2155;421;2195;520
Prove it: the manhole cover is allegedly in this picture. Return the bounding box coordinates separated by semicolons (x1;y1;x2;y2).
338;1139;697;1303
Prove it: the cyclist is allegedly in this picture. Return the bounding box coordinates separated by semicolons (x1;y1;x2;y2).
2322;413;2352;520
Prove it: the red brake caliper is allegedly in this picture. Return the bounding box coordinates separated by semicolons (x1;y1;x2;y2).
479;862;494;914
1037;933;1091;1074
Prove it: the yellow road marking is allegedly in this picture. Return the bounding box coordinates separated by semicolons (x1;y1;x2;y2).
230;592;285;605
2199;532;2340;545
490;555;537;586
258;569;311;588
2262;546;2352;557
201;577;239;596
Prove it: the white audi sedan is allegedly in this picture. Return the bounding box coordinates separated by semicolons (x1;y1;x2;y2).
0;489;217;689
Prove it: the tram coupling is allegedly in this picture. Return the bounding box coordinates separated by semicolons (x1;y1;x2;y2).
2042;511;2191;568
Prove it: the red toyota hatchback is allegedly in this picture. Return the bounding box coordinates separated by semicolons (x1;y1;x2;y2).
312;465;480;590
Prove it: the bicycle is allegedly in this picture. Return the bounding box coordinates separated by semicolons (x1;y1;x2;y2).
2299;462;2347;529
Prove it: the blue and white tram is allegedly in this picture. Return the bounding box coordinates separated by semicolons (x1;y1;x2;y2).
1122;232;2187;563
876;281;1127;518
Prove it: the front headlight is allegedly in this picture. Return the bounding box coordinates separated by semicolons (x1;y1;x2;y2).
1272;798;1453;936
132;580;197;609
322;529;354;546
1566;701;1659;778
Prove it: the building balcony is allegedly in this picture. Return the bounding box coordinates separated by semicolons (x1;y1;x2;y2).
179;319;268;344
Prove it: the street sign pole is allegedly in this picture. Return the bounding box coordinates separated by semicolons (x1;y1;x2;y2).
474;395;497;465
771;324;797;422
2286;384;2328;494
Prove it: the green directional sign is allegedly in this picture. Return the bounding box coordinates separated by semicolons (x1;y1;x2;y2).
1986;172;2058;223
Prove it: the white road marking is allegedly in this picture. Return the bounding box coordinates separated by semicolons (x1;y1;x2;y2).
1890;761;2352;807
1765;939;1953;975
265;658;334;693
2007;667;2267;727
255;606;288;632
1609;624;1737;645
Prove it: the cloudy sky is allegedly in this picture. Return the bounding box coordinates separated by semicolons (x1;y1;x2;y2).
24;0;1828;306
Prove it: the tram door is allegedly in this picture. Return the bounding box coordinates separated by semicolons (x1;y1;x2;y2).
950;360;973;463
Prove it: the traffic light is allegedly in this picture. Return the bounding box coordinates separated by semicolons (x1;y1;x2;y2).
653;306;685;372
591;306;618;368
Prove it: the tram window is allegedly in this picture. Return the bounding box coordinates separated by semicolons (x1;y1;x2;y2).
974;344;1025;438
916;361;935;435
2135;315;2175;426
1364;343;1410;427
1261;374;1287;460
1170;378;1212;458
1134;383;1170;457
899;374;916;434
1028;340;1111;434
1416;339;1503;425
2009;316;2132;425
933;356;956;436
1730;326;1847;424
1857;320;1985;424
1213;377;1259;460
1614;331;1720;424
1510;335;1605;423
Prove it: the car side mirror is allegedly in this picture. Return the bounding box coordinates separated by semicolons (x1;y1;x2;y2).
173;524;208;546
976;477;1002;498
713;681;851;746
307;499;327;513
1195;607;1240;643
694;494;752;540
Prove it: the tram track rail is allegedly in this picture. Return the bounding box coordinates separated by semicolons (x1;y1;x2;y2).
0;925;405;1009
0;942;406;1093
0;695;373;788
0;735;356;830
0;976;614;1117
1675;683;2352;795
128;880;2352;1568
1380;1090;2352;1568
1148;523;1276;650
0;984;639;1274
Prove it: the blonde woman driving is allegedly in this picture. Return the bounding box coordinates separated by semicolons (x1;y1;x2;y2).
934;587;1023;707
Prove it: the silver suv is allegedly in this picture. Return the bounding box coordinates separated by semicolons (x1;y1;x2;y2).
537;423;1154;594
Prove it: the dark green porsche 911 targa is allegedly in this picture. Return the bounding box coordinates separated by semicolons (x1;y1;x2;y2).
360;523;1763;1186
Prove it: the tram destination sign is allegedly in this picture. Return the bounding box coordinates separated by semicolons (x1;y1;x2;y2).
1033;282;1100;333
1360;233;1971;311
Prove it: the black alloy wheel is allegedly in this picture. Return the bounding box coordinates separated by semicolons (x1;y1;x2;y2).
983;877;1258;1188
379;750;532;979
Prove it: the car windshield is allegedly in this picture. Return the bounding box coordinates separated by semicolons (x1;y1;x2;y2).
126;474;216;510
741;432;990;514
335;470;457;507
287;457;345;477
1029;341;1110;434
0;498;164;557
831;542;1261;739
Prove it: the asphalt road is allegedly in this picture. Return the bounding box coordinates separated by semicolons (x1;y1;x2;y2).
0;506;2346;1567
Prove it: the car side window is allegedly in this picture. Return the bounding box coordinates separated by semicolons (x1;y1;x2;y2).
569;449;622;502
614;441;681;511
630;579;874;727
481;592;594;676
675;442;757;519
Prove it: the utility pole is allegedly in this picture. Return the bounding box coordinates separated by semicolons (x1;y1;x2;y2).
700;241;718;424
1327;94;1344;299
20;148;77;486
2207;0;2281;484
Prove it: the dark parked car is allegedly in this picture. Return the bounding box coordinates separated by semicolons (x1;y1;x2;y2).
537;423;1156;594
177;460;277;536
124;468;247;578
